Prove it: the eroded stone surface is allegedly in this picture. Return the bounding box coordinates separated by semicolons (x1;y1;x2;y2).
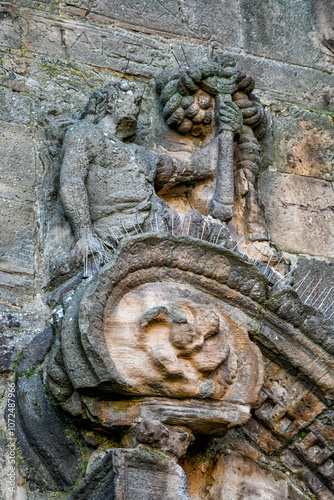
240;0;334;72
69;448;188;500
260;172;334;257
0;1;334;498
272;108;334;181
185;449;310;500
103;281;257;401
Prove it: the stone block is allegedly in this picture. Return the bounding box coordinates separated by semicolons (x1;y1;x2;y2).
272;108;334;181
242;418;281;454
0;123;36;301
292;258;334;312
69;448;188;500
240;0;334;73
236;55;334;113
63;0;240;50
259;172;334;257
3;9;334;114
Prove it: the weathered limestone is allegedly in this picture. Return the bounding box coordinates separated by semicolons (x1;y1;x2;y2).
260;172;334;257
272;107;334;182
0;1;334;498
69;448;188;500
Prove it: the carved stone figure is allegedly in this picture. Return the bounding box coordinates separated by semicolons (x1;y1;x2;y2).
59;68;242;264
155;56;267;242
58;55;269;274
18;56;326;499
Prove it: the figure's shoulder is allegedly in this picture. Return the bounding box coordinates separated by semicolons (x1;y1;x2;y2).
62;120;102;146
131;143;160;163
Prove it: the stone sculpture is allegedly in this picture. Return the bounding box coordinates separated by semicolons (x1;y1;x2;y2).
17;55;334;500
58;55;268;271
15;231;334;498
46;234;265;459
155;55;267;242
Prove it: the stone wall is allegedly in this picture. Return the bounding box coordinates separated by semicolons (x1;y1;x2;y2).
0;1;333;499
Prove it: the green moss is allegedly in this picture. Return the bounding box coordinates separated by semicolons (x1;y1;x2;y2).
13;350;23;367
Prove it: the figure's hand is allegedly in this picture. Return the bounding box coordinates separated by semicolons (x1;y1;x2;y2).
234;95;264;127
219;101;243;135
201;67;239;96
74;234;102;263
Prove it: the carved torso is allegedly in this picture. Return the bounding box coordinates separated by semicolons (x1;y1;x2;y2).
60;120;160;241
86;130;157;234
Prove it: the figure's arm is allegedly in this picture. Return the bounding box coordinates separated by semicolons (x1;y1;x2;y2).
155;140;218;195
155;100;242;198
59;124;100;255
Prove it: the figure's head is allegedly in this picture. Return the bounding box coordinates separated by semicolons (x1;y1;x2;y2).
81;81;142;140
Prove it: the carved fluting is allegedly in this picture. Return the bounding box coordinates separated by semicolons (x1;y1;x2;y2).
232;78;267;241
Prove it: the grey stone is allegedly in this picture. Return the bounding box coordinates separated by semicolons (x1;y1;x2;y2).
0;88;31;124
46;271;84;305
235;54;334;113
259;172;334;257
0;123;36;302
293;258;334;313
16;327;54;376
0;311;23;372
240;0;334;73
0;335;15;372
16;374;81;490
69;448;188;500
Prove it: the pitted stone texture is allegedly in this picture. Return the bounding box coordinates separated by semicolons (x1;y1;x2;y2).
69;448;188;500
240;0;334;72
184;449;309;500
272;108;334;181
0;335;15;372
0;126;36;262
0;88;31;124
15;374;81;490
259;172;334;257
